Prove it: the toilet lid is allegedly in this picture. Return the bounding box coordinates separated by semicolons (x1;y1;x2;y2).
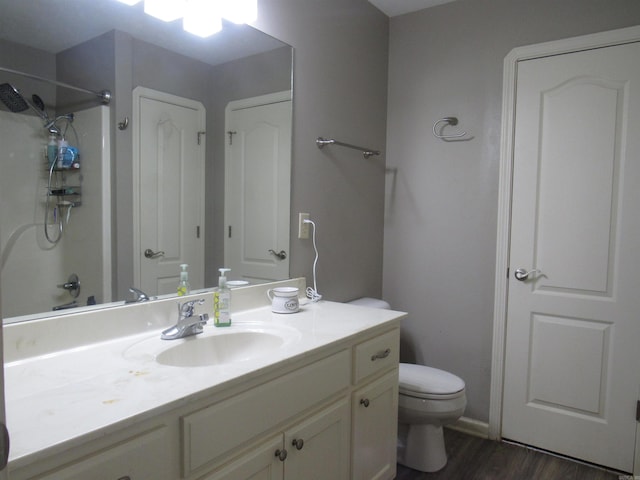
399;363;465;396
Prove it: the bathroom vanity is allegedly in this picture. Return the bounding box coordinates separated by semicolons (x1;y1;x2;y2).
4;280;404;480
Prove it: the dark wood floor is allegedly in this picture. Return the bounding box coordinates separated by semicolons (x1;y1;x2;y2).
395;429;621;480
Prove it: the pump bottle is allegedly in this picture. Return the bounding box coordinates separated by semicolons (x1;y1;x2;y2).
57;137;68;169
214;268;232;327
177;264;190;296
47;134;58;169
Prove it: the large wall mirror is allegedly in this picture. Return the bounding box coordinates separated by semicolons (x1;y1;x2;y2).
0;0;293;322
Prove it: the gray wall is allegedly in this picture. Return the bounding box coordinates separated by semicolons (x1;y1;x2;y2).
383;0;640;422
255;0;390;301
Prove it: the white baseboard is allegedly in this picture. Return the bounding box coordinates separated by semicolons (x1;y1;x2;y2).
447;416;489;439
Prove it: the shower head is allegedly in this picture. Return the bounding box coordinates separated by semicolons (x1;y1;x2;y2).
0;83;29;113
31;94;48;115
0;82;49;124
1;83;60;135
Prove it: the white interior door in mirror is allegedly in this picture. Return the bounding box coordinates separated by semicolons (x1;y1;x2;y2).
133;87;205;296
225;91;291;283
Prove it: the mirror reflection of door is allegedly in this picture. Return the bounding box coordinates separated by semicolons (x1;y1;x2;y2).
225;91;292;283
133;87;205;296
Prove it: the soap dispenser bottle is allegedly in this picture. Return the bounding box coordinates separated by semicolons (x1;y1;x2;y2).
214;268;232;327
177;264;190;296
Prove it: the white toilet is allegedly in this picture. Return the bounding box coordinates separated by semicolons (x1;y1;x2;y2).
397;363;466;472
348;298;467;473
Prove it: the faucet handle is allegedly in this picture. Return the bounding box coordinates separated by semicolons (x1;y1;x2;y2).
130;287;149;301
178;298;205;317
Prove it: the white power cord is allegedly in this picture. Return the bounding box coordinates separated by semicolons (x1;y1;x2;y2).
304;219;323;302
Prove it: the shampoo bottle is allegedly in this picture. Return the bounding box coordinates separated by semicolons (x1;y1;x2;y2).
47;133;58;169
57;138;68;169
214;268;231;327
177;264;190;296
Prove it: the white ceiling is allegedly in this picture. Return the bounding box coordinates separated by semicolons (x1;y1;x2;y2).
368;0;457;17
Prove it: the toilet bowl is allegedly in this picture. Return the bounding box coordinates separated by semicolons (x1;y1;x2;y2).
398;363;466;472
347;297;467;473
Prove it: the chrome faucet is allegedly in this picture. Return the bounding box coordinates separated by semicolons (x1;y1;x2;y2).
125;287;150;303
161;298;209;340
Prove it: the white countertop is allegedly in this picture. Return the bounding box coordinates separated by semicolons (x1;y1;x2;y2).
4;296;405;469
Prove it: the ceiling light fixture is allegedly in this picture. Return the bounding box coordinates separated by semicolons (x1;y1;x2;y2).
116;0;257;37
183;0;222;37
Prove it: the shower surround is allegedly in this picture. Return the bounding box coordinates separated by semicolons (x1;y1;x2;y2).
0;105;110;319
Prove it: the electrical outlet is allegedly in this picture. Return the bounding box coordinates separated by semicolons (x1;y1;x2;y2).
298;213;310;239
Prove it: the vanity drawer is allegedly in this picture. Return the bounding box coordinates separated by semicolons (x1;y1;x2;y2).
353;329;400;384
182;349;350;476
34;426;172;480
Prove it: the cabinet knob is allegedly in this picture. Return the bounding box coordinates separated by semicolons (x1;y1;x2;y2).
275;448;288;461
360;398;370;408
292;438;304;450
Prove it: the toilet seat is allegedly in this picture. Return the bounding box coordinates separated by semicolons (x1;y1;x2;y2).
399;363;465;399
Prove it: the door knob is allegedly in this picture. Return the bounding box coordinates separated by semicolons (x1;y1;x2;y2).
514;268;541;281
268;249;287;260
144;248;165;259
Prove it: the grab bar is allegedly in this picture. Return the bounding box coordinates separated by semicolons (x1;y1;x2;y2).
316;137;380;159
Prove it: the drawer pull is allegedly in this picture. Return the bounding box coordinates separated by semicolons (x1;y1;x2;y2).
292;438;304;450
360;398;370;408
275;448;288;461
371;348;391;361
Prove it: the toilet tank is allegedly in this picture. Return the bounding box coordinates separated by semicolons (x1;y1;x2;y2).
347;297;391;309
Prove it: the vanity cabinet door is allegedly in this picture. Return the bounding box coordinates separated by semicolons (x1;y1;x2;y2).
35;426;172;480
199;435;283;480
284;399;350;480
182;350;350;476
351;369;399;480
200;399;350;480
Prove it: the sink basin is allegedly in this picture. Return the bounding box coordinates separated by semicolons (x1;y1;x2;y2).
157;331;284;367
123;322;301;367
